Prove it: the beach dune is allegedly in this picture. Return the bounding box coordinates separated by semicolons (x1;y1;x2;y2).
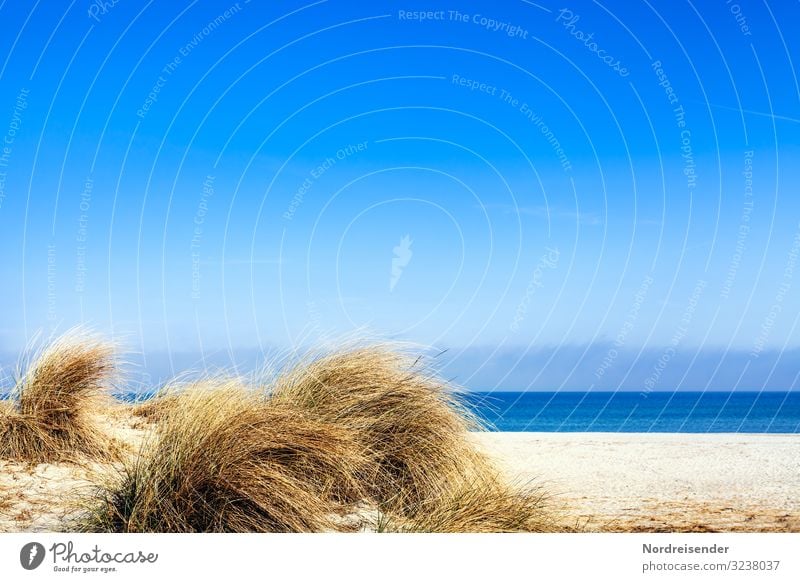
2;429;798;532
1;333;797;533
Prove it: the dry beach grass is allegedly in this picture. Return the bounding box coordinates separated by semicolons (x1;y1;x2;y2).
1;333;557;532
2;332;797;533
83;381;371;532
269;347;499;517
0;332;117;463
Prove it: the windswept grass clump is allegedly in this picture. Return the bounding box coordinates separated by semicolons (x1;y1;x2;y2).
82;381;370;532
377;477;558;533
269;346;498;516
129;389;181;422
73;343;556;532
0;332;116;462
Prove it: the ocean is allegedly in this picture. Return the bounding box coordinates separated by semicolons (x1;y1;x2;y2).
4;389;798;433
465;391;800;433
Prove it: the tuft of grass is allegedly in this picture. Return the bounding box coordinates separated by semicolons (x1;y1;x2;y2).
377;477;560;532
269;346;499;517
80;381;370;532
72;342;557;532
0;331;116;463
129;389;181;422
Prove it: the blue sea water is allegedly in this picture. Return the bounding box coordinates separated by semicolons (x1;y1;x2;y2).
465;391;800;433
6;389;797;433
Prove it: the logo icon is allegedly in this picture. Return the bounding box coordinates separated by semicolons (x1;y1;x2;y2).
390;235;413;291
20;542;46;570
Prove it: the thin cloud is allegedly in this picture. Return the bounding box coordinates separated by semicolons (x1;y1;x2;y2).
482;203;603;226
199;258;288;266
704;101;800;124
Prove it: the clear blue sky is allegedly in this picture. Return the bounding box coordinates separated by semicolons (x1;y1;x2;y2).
0;1;798;390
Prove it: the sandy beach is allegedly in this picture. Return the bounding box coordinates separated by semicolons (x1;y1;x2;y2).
474;432;800;532
2;425;798;532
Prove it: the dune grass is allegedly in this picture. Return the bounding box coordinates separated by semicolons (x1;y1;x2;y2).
34;341;558;533
0;332;116;463
129;388;181;422
80;381;371;532
375;477;558;533
268;346;504;518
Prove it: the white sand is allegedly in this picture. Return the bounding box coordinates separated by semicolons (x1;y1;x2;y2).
473;432;800;531
0;412;146;533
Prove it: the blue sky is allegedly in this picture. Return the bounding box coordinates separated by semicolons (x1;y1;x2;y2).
0;1;799;390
